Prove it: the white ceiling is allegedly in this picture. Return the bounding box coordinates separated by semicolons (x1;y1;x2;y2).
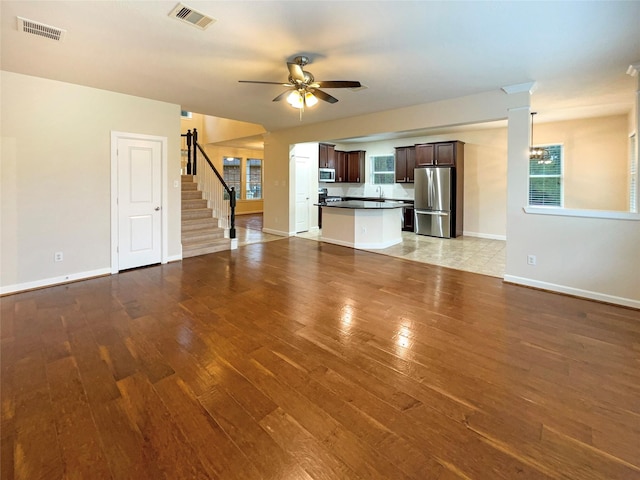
2;1;639;137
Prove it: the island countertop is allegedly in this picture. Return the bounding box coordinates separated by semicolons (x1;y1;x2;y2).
321;200;405;209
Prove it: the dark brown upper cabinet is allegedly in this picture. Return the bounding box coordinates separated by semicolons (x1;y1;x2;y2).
319;143;335;169
395;146;416;183
415;141;463;167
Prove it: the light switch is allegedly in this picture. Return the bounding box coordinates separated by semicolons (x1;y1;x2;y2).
173;180;179;188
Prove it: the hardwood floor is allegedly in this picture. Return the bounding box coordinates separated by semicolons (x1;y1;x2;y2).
1;238;639;479
235;213;263;231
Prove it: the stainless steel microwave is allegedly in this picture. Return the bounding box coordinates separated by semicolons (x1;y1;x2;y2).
319;168;336;182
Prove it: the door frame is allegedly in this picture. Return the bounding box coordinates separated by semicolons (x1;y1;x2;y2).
110;131;168;274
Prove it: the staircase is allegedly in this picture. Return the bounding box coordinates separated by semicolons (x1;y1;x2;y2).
181;175;230;258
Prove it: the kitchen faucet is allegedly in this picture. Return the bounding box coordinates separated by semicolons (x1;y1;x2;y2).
377;186;384;199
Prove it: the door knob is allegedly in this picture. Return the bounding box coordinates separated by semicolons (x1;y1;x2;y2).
154;207;160;211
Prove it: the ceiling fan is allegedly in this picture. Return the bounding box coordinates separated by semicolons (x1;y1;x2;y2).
238;55;362;110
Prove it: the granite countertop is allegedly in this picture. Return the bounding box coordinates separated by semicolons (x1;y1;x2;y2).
322;200;405;210
342;196;414;204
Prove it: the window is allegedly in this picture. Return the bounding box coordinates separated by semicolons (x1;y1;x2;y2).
372;155;395;184
223;157;241;199
529;144;563;206
246;158;262;199
222;156;263;200
180;110;192;119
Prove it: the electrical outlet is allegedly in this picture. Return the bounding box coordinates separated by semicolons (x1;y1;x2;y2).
54;252;63;262
527;254;536;266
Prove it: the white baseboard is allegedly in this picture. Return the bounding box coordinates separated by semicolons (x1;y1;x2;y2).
463;231;507;241
236;210;263;215
262;228;292;237
166;254;182;263
503;275;640;310
1;267;112;296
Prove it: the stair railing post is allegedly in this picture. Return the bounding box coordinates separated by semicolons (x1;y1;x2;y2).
229;186;236;239
193;128;198;176
191;140;237;244
185;130;192;175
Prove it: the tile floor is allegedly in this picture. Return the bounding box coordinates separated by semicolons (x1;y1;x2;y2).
233;214;506;278
296;229;506;278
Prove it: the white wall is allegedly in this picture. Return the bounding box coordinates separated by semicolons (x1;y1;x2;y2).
1;71;181;293
532;115;629;211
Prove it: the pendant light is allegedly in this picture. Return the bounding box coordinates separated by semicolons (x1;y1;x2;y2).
529;112;545;161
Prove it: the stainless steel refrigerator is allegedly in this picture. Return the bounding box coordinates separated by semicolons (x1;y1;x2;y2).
414;167;456;238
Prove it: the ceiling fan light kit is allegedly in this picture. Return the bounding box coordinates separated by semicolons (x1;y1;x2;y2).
239;55;362;118
286;90;318;109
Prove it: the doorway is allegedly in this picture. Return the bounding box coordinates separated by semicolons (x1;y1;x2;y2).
111;132;168;273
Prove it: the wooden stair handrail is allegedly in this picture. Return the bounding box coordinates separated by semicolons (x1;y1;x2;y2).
182;128;236;239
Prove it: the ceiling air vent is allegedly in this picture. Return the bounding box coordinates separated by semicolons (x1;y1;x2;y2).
17;16;66;41
169;3;216;30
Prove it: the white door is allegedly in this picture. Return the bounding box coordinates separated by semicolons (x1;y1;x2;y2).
295;156;310;233
117;137;162;270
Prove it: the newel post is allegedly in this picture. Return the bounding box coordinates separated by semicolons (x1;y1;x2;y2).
192;128;198;176
185;129;193;175
229;186;236;239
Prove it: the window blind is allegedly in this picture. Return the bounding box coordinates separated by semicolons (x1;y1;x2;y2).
529;145;563;207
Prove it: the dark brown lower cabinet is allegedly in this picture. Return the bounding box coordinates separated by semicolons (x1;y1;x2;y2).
402;206;415;232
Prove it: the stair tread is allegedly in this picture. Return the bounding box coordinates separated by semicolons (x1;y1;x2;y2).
182;201;208;210
183;239;228;248
182;209;213;219
182;225;224;232
182;240;231;258
182;236;227;247
182;217;218;224
182;231;225;243
181;176;230;258
183;207;211;212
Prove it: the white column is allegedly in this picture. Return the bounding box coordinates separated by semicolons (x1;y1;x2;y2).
628;63;640;213
500;82;535;279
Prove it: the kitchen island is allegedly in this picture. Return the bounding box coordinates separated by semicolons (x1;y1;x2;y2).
320;200;404;249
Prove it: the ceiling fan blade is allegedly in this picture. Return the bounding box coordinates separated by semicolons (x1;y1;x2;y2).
287;62;305;83
312;89;339;104
272;90;292;102
239;80;293;86
315;81;362;89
